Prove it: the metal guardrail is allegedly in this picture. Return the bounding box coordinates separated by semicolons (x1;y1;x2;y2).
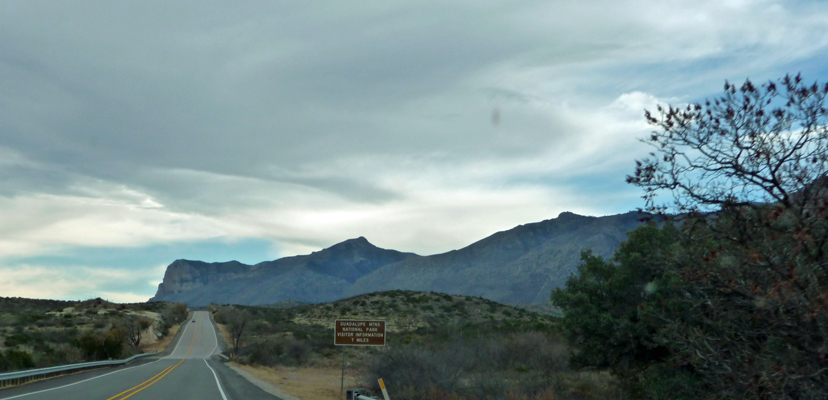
346;388;380;400
0;351;157;389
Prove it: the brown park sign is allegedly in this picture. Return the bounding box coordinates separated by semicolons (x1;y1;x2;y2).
334;319;386;346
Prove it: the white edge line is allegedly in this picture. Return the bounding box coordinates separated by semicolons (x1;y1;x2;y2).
0;315;195;399
0;364;143;400
203;311;229;400
163;313;195;360
207;311;220;357
203;359;229;400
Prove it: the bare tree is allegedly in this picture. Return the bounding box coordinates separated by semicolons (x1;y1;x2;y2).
119;315;152;349
629;73;828;216
216;307;252;354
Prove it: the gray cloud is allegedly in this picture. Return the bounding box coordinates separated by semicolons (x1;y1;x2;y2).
1;0;828;299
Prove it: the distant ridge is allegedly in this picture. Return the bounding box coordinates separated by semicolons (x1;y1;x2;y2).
150;237;418;306
151;211;650;306
346;211;648;303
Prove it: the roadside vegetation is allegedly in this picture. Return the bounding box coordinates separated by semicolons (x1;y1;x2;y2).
212;291;621;400
0;297;188;372
554;75;828;399
210;74;828;400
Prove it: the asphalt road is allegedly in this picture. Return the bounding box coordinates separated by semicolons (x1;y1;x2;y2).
0;311;280;400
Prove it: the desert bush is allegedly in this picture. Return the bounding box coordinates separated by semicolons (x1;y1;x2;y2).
15;313;43;325
4;333;31;347
237;337;284;366
75;329;125;360
286;339;311;365
489;332;569;376
248;320;271;335
238;336;312;367
561;371;624;400
362;331;581;400
160;303;188;327
363;344;453;399
0;349;36;372
49;343;84;366
42;327;78;344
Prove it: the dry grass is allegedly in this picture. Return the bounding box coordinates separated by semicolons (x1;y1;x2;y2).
231;363;358;400
559;370;622;399
140;322;182;354
216;322;234;353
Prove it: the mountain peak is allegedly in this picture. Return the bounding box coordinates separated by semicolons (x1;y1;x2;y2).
325;236;376;251
298;236;416;284
557;211;582;219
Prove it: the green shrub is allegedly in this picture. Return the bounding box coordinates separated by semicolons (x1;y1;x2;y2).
75;330;124;361
238;337;312;367
4;334;31;347
2;349;35;371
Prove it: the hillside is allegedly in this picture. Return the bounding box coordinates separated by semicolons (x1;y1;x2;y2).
0;297;187;372
275;290;555;332
347;211;648;303
212;292;602;400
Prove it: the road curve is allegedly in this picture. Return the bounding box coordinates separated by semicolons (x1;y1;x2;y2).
0;311;279;400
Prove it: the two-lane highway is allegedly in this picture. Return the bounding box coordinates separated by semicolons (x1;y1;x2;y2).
0;311;278;400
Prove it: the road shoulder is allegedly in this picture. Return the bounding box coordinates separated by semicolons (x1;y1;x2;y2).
225;364;300;400
207;311;290;399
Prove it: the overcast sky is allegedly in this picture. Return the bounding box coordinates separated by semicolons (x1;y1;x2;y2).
2;0;828;302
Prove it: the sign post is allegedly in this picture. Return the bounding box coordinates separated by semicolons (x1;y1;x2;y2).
335;320;386;398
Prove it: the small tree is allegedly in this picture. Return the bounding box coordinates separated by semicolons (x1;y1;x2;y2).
551;222;704;398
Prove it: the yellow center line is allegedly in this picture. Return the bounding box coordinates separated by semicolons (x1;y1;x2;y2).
104;365;174;399
106;321;199;400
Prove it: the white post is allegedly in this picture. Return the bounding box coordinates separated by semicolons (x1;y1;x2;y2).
378;378;390;400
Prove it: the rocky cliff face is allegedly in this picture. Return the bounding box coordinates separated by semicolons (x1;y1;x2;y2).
150;237;419;306
152;260;251;299
151;211;651;306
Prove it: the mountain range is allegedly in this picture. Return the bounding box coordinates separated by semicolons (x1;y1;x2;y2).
150;211;650;306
